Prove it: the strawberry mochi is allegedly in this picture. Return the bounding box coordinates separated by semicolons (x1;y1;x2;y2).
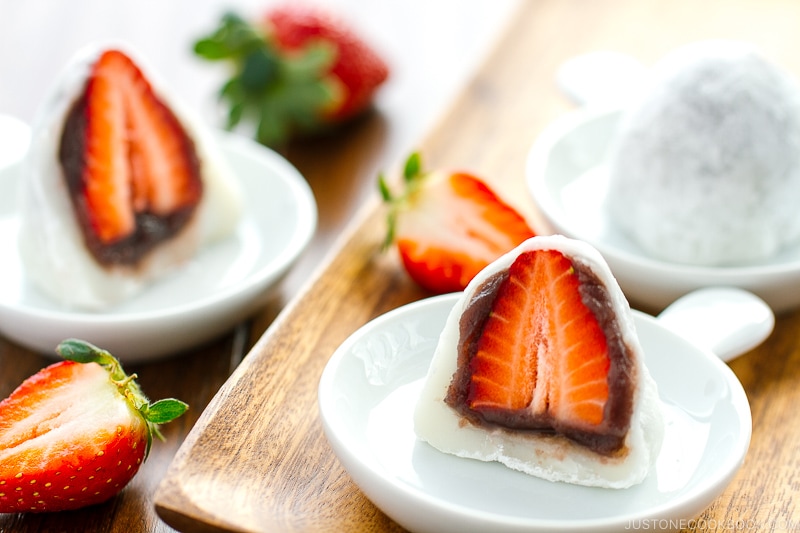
414;235;664;489
17;44;242;310
605;40;800;266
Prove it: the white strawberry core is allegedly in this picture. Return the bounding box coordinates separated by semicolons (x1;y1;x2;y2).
0;363;141;471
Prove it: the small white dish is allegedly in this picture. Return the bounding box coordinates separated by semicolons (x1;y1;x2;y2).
656;287;773;363
319;294;751;533
0;128;317;362
526;107;800;313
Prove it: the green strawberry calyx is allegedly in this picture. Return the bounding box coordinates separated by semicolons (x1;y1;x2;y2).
56;338;188;456
378;151;427;251
193;11;338;148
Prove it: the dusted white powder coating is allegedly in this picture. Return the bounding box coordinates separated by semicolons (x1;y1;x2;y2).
605;40;800;266
17;43;242;310
414;235;664;489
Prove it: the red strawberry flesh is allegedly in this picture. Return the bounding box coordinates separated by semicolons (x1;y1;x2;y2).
446;249;635;456
59;49;202;267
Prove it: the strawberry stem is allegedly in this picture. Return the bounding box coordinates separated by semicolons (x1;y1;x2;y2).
56;339;188;454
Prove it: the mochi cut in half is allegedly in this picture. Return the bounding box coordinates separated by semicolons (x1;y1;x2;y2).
414;235;664;489
18;44;242;310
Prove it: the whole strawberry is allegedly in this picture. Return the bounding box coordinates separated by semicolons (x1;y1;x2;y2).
193;5;389;147
0;339;187;513
379;153;537;294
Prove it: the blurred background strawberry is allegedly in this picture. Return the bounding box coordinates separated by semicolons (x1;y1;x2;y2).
194;4;389;148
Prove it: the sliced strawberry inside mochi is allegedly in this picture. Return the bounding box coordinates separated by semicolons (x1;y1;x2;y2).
446;248;635;456
59;49;203;266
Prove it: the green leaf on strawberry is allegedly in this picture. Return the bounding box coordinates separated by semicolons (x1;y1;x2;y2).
195;12;336;146
56;338;188;449
193;6;389;147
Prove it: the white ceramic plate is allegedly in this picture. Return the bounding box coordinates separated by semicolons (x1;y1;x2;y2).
319;294;751;533
0;128;316;362
526;107;800;314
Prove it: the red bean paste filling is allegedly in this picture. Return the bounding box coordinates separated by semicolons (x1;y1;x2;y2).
444;257;636;456
58;92;200;267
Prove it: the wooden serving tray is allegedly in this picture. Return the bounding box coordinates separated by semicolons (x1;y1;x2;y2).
154;1;800;531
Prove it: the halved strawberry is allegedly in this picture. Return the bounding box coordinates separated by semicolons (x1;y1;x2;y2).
379;152;536;294
0;339;187;513
448;249;633;455
59;49;202;265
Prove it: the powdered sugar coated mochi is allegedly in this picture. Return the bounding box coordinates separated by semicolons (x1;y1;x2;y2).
605;40;800;266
